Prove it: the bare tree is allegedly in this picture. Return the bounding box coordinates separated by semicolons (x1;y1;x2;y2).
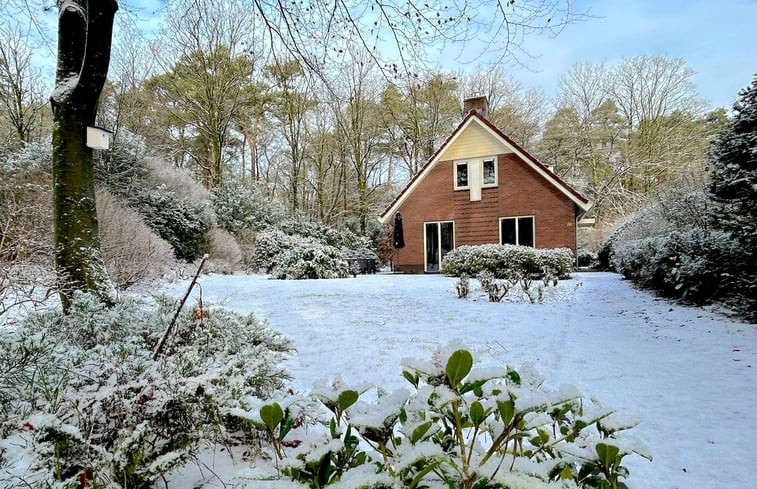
0;24;48;148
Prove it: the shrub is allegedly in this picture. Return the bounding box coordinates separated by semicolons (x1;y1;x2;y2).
128;186;212;262
455;273;470;299
442;244;574;280
250;228;294;273
273;242;350;280
205;227;243;274
211;178;284;234
612;229;739;304
241;345;650;489
96;188;177;288
0;292;293;488
279;217;372;251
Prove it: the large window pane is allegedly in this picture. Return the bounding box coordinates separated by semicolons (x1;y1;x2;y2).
456;163;468;187
501;218;516;245
483;159;496;185
518;217;534;247
440;222;454;261
425;223;439;272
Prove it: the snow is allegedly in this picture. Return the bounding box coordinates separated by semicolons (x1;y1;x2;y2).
160;271;757;488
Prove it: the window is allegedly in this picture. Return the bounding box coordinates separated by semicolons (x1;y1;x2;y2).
455;162;469;189
500;216;534;247
425;221;454;272
454;157;497;191
483;158;497;186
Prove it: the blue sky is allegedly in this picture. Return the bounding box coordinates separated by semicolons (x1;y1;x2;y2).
498;0;757;109
28;0;754;110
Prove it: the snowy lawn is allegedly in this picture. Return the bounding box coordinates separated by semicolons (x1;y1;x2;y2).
161;271;756;488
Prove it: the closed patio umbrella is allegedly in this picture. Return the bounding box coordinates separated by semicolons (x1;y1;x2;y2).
393;212;405;248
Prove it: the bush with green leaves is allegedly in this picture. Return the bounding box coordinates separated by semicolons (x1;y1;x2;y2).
128;186;212;262
442;244;574;280
212;178;285;234
238;345;649;489
612;229;739;304
0;292;293;488
273;242;350;280
279;218;373;251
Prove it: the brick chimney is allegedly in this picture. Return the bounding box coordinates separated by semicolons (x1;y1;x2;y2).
463;95;489;119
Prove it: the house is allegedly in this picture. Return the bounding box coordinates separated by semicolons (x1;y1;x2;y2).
378;96;592;273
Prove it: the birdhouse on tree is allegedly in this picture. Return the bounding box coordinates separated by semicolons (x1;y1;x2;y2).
86;126;113;150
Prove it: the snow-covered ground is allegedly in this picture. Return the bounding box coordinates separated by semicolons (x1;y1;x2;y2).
161;271;757;489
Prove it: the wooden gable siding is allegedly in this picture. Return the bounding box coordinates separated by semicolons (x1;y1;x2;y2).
393;153;577;273
438;122;509;161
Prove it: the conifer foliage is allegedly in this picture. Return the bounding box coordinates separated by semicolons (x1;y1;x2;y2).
709;75;757;319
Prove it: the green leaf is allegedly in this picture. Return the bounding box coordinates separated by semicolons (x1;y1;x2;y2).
596;443;620;469
403;370;419;387
411;421;433;444
338;390;359;411
260;403;283;433
445;350;473;387
559;465;574;480
537;428;550;444
497;400;515;425
469;401;487;426
506;369;521;385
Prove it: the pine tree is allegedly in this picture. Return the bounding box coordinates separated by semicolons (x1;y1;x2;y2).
709;75;757;320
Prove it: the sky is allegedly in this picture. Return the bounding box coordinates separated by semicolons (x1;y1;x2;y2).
497;0;757;109
20;0;755;111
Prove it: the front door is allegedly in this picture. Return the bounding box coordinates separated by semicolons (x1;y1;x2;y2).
425;221;454;272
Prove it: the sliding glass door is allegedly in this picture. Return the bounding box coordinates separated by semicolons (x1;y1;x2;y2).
425;221;454;272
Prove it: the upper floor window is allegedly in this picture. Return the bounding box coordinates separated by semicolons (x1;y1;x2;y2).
455;162;469;189
482;158;497;186
454;156;497;191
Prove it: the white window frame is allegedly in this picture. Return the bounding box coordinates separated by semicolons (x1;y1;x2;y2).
453;156;498;191
499;215;535;247
423;220;455;273
454;161;470;190
482;157;498;187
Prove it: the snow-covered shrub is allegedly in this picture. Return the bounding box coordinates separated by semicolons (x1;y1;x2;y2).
455;273;470;298
211;178;284;234
250;228;294;273
0;292;293;488
612;229;739;304
242;345;649;489
279;217;372;251
273;242;350;280
577;249;599;268
477;270;512;302
442;244;574;280
96;188;177;288
128;186;212;262
0;138;52;174
94;127;149;192
205;227;243;274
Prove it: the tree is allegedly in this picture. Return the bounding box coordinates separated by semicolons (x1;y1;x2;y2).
709;75;757;318
50;0;119;310
50;1;119;309
0;24;47;148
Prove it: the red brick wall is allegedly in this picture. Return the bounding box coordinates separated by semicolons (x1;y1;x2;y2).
393;153;577;273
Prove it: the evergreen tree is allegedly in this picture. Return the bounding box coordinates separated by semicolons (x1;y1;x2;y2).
709;75;757;320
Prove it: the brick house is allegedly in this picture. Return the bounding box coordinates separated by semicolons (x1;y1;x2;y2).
378;96;592;273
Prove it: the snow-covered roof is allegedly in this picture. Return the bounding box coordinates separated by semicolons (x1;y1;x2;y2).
378;111;592;223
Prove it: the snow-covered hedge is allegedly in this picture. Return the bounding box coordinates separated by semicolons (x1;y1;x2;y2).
441;244;574;279
0;293;293;488
273;242;350;280
612;229;739;303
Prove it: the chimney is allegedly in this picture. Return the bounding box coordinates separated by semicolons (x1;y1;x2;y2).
463;95;489;119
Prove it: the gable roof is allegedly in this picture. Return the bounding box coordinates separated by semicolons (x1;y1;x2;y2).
378;110;592;223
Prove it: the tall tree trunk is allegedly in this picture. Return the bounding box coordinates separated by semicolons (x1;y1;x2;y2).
50;0;118;311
